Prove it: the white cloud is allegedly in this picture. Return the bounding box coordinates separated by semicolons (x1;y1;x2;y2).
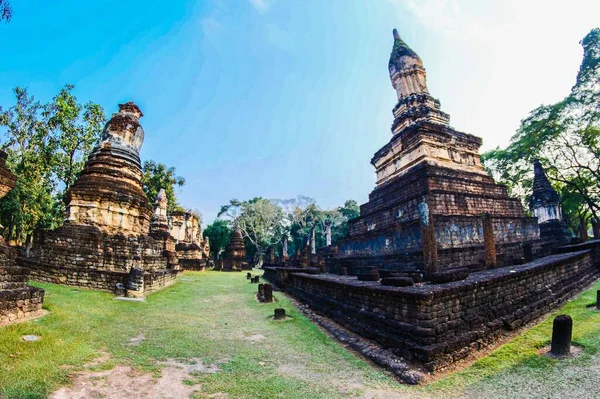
249;0;273;14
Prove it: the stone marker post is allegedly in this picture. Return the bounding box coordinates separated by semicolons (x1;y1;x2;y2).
550;314;572;356
482;213;497;268
418;201;439;279
258;283;265;299
274;308;286;320
264;284;273;303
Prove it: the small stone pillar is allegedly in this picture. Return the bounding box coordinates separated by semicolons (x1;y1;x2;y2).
246;272;251;280
418;201;438;279
523;243;533;262
482;213;497;268
282;236;288;259
596;290;600;311
310;227;316;255
263;283;273;303
258;283;265;298
274;308;286;320
254;276;260;284
550;314;572;356
325;221;332;247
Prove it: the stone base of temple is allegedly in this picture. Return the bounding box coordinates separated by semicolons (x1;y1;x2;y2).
175;243;207;271
0;286;45;326
25;224;179;296
19;257;178;295
267;245;599;376
0;246;45;326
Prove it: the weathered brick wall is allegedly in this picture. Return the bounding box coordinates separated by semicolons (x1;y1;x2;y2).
37;224;169;273
0;246;45;325
143;269;178;294
20;256;178;294
175;242;207;271
287;250;597;372
337;215;540;273
23;223;179;294
0;285;45;325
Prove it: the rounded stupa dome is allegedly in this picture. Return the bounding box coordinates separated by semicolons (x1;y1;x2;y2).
99;102;145;155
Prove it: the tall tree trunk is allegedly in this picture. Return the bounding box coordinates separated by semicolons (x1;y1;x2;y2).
310;227;316;254
325;222;332;247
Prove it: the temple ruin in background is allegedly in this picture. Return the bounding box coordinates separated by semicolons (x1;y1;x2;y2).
169;210;210;271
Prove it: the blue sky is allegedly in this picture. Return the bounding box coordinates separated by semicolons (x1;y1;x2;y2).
1;0;599;224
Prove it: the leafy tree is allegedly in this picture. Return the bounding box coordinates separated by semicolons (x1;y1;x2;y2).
0;88;57;246
45;84;106;191
141;160;185;211
218;197;284;261
483;28;600;237
1;0;11;23
203;219;231;259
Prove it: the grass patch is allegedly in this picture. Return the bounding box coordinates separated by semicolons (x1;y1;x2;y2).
1;273;600;398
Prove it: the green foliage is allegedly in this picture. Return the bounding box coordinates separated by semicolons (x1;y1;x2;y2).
483;28;600;235
219;197;285;258
141;160;185;212
203;219;231;259
0;0;11;23
0;88;58;242
45;84;105;191
0;85;106;244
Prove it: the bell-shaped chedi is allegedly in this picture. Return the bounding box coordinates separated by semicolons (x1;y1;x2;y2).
329;30;540;276
24;103;179;296
529;160;571;243
222;224;248;271
0;150;45;325
65;102;151;235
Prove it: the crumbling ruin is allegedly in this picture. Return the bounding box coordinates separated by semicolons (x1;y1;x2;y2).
222;225;248;271
169;210;210;271
21;103;180;297
264;29;600;380
0;150;44;325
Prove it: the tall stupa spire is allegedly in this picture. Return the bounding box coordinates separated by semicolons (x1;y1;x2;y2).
388;29;428;99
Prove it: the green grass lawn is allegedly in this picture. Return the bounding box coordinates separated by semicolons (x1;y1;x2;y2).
1;271;600;399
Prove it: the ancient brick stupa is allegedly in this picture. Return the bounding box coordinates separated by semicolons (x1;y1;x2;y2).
0;150;45;325
529;160;571;243
222;224;248;271
26;103;179;296
169;210;209;271
330;29;540;277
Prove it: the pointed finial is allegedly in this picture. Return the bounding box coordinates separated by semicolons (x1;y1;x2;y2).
393;28;400;41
